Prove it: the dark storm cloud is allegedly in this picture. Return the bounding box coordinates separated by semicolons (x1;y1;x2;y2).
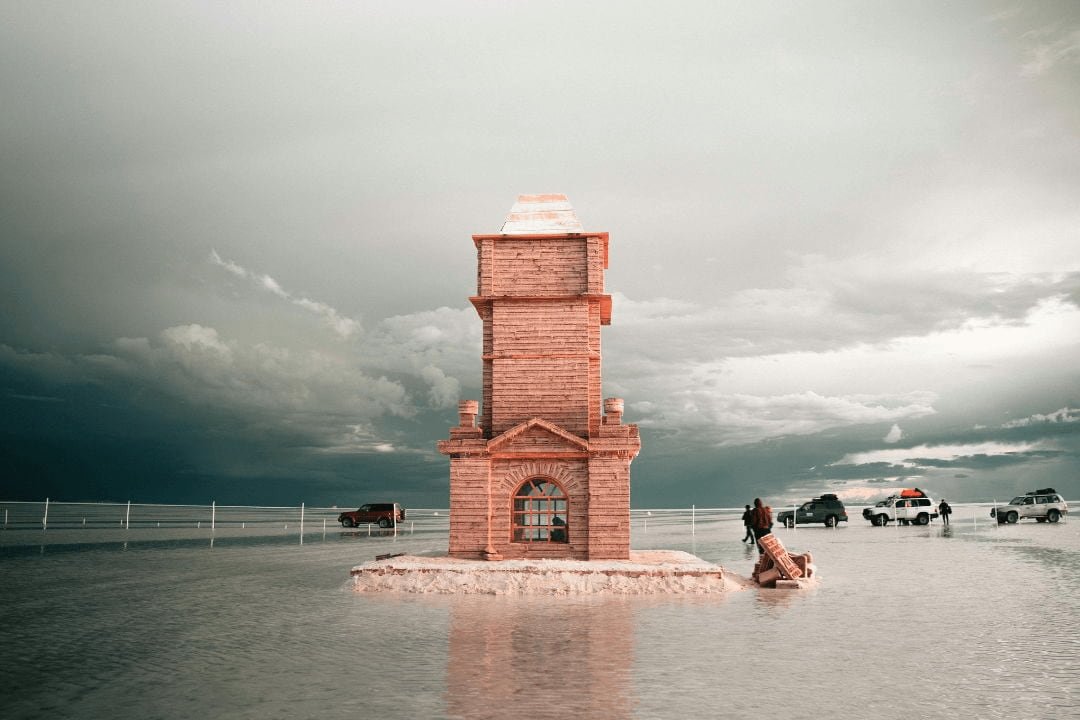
2;2;1079;506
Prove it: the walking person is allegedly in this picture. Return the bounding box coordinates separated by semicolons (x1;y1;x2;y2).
938;499;952;525
751;498;773;553
741;504;755;544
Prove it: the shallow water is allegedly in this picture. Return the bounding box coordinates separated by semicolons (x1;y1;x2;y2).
2;507;1077;719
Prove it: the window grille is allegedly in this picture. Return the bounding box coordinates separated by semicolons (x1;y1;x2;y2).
512;478;568;543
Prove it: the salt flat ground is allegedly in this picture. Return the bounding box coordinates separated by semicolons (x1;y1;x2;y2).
1;506;1076;719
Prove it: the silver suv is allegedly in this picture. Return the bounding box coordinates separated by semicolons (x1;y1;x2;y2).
990;489;1068;524
862;493;939;526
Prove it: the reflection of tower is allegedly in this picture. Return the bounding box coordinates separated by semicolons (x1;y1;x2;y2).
445;597;636;719
438;194;641;560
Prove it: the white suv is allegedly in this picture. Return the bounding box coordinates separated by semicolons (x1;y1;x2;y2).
990;489;1068;524
862;494;939;526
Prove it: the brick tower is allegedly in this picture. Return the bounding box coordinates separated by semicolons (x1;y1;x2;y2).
438;194;641;560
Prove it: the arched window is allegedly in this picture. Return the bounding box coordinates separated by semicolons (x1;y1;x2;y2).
512;478;568;543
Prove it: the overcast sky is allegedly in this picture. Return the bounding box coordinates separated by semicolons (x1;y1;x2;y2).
2;1;1078;508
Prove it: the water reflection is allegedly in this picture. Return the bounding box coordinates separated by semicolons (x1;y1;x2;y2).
752;587;810;612
446;597;636;719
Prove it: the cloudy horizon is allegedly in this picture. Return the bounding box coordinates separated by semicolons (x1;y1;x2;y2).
2;1;1078;508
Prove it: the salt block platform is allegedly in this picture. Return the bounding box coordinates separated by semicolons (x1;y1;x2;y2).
350;550;746;595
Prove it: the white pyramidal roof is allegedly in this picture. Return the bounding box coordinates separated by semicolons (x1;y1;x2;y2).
500;193;584;234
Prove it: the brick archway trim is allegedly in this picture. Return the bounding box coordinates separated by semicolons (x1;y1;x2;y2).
497;460;585;496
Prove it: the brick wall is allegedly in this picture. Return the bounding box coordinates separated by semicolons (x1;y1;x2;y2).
492;238;588;295
447;457;491;558
489;356;591;437
586;456;631;559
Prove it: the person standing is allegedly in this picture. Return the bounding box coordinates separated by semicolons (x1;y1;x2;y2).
741;504;755;544
751;498;773;553
938;499;952;525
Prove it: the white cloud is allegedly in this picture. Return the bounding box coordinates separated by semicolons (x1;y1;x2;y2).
608;267;1080;368
366;306;480;389
832;441;1044;468
419;364;460;409
210;250;361;339
1020;26;1080;77
634;388;936;447
161;324;232;356
604;280;1080;453
1002;407;1080;428
316;424;410;455
883;423;903;444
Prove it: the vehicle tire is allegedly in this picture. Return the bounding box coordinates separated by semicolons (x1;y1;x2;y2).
1048;509;1061;523
784;518;794;528
916;513;929;526
341;518;354;528
1007;511;1019;524
378;517;391;529
825;515;837;528
874;514;888;527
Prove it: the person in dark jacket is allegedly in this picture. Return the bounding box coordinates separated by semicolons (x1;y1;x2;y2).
741;504;755;544
938;499;952;525
751;498;773;553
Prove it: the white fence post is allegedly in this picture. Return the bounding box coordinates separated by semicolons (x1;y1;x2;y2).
300;503;305;536
211;501;216;531
691;505;696;536
43;498;49;531
125;500;131;530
